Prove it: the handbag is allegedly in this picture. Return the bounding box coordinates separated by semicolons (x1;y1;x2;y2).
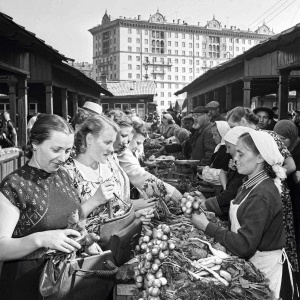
99;201;142;266
39;250;118;300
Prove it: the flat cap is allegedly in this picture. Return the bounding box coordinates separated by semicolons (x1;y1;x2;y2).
191;106;208;113
205;101;220;109
253;107;274;119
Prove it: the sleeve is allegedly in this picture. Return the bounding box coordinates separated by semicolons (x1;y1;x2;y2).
205;196;223;216
215;173;245;214
205;193;273;258
118;149;176;199
267;131;291;158
0;173;22;207
199;130;216;166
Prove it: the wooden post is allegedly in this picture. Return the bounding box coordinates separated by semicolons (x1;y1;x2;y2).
213;90;219;102
71;92;78;117
8;81;17;126
296;90;300;111
243;79;251;108
204;93;209;105
45;83;53;114
17;77;28;147
278;71;290;120
226;85;232;110
61;88;68;120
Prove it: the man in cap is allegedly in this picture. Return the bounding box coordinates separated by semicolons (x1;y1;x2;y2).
184;106;216;165
205;101;225;122
253;107;275;130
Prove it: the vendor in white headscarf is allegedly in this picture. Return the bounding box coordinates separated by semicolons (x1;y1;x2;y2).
191;130;292;300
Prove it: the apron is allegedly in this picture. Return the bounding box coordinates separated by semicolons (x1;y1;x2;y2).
229;179;284;300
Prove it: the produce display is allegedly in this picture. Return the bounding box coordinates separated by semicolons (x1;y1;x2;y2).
132;191;272;300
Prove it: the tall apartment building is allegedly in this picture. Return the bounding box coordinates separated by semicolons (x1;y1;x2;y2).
89;10;273;112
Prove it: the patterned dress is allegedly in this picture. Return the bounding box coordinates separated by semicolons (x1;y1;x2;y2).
63;156;131;224
264;130;299;272
0;163;81;300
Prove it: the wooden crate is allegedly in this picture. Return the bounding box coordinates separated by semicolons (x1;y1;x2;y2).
113;284;136;300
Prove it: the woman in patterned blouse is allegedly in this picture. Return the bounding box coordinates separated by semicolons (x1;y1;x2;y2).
0;114;113;299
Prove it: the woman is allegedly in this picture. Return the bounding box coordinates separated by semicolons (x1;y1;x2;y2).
199;121;231;185
201;126;253;219
0;111;17;148
274;120;300;271
192;131;290;300
0;114;113;300
226;106;298;273
158;113;180;139
64;113;154;224
106;110;182;209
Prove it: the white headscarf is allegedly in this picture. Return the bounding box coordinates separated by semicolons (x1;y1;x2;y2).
223;126;255;146
248;131;285;193
214;121;231;152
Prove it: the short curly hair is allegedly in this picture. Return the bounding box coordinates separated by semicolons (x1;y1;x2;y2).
75;114;119;154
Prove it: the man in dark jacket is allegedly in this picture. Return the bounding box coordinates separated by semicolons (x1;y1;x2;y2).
188;106;216;165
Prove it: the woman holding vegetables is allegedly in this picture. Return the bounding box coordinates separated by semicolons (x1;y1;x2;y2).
191;130;293;300
0;115;113;299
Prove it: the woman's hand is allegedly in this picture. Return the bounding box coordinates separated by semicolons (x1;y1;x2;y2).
170;188;182;203
190;212;209;231
293;171;300;184
93;180;115;206
135;208;155;225
200;200;207;210
34;229;82;253
131;198;157;211
228;159;236;171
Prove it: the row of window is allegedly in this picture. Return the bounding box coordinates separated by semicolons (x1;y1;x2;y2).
160;101;172;107
128;73;194;81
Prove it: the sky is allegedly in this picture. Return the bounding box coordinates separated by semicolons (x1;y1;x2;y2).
0;0;299;62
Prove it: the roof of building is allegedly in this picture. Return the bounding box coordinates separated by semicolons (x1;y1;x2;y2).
0;12;113;97
102;81;156;97
175;22;300;96
0;12;71;62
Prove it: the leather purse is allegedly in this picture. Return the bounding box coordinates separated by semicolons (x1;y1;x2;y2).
99;201;142;266
39;250;118;300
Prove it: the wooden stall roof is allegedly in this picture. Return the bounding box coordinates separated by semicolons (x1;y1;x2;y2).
0;12;70;62
0;12;113;97
101;81;156;99
175;23;300;96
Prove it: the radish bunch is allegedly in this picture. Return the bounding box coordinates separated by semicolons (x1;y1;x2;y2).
134;224;175;300
180;191;206;217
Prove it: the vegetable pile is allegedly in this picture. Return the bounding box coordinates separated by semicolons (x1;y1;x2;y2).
134;224;176;300
133;212;272;300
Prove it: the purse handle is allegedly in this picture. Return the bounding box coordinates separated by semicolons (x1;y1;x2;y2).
74;259;118;277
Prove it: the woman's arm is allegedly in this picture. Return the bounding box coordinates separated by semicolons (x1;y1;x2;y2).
283;156;296;176
0;193;81;261
219;170;228;190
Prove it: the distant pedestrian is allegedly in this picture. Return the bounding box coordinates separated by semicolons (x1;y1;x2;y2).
0;111;17;148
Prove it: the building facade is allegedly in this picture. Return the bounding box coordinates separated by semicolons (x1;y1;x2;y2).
67;62;94;79
89;10;273;112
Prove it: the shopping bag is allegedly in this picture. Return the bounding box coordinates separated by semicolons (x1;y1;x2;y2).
39;250;118;300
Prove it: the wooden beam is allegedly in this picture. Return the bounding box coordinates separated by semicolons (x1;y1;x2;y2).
8;81;17;126
61;88;68;120
243;79;251;108
71;92;78;117
226;85;232;110
278;72;290;120
45;84;53;114
17;77;28;147
213;90;219;102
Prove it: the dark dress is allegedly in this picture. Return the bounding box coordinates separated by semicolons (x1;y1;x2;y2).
0;163;81;300
210;145;231;170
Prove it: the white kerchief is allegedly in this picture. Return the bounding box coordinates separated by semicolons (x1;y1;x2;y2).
223;126;255;146
248;131;285;193
214;121;231;152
